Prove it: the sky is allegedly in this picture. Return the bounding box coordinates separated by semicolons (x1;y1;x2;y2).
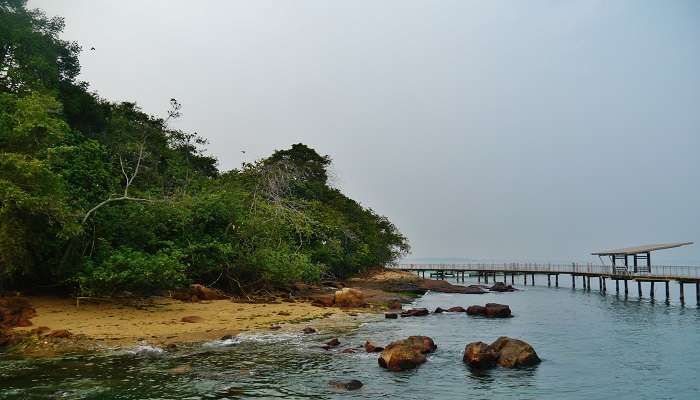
30;0;700;264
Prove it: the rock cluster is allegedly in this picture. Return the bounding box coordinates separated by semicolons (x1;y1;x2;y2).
400;308;429;317
173;284;228;302
463;337;540;368
0;297;36;328
489;282;517;292
333;288;367;308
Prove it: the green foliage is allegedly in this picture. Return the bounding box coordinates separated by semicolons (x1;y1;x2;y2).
77;247;187;296
0;1;410;295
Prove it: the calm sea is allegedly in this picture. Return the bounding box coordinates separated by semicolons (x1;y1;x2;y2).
2;276;699;399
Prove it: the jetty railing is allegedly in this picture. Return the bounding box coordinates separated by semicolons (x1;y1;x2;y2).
390;263;700;279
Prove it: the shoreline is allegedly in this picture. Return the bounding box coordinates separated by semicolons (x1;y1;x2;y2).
2;269;475;357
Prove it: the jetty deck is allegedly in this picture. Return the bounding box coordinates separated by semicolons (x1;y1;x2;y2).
389;262;700;303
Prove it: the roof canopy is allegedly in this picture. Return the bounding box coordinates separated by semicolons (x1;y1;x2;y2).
592;242;693;256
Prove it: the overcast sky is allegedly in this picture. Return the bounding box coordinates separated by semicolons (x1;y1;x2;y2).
30;0;700;264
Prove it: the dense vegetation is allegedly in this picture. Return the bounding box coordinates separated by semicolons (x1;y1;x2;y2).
0;0;409;296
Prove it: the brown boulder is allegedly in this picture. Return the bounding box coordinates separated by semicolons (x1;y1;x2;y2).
434;307;445;314
340;348;357;354
0;297;36;328
489;282;517;292
333;288;366;308
463;341;499;368
419;280;487;294
326;337;340;347
384;313;398;319
466;305;486;315
490;336;540;367
311;295;335;307
329;379;363;391
378;336;437;371
387;299;403;310
181;315;203;323
400;308;429;317
447;306;466;313
302;327;317;334
30;326;50;336
484;303;512;318
364;340;384;353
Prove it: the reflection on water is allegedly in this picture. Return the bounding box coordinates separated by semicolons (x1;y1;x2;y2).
2;278;700;399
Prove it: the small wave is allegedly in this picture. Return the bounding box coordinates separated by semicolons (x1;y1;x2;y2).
203;332;302;348
124;344;165;355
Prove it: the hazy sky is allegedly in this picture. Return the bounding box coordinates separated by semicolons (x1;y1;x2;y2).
30;0;700;264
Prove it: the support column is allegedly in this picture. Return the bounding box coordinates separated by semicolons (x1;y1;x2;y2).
696;282;699;304
616;279;619;294
603;278;607;294
485;274;488;284
477;274;481;283
680;282;685;304
524;274;527;285
583;276;587;290
548;275;551;287
637;281;642;298
511;273;515;285
624;279;628;297
665;281;670;301
572;275;575;289
555;275;559;287
650;282;655;299
531;274;535;286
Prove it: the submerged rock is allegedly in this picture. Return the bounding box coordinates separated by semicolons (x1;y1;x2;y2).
329;379;363;391
387;299;403;310
364;340;384;353
302;327;317;334
378;336;437;372
326;337;340;347
180;315;203;323
489;282;517;292
447;306;466;313
434;307;445;314
340;348;357;354
466;304;512;318
384;312;398;319
400;308;429;317
463;337;540;369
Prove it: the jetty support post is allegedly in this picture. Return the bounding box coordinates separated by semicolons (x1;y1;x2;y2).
637;281;642;298
572;275;575;289
548;274;551;287
650;281;655;299
511;273;515;284
583;276;587;290
531;274;535;286
696;282;699;304
624;279;628;297
603;277;607;294
616;279;619;294
680;282;685;304
665;281;670;301
555;274;559;287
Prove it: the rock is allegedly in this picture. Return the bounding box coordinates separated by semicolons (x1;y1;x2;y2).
364;340;384;353
277;311;291;316
489;282;517;292
447;306;466;313
489;336;540;368
378;336;437;371
419;280;487;294
311;295;335;307
384;312;398;319
400;308;429;317
484;303;512;318
46;329;72;338
329;379;363;391
466;305;485;315
30;326;50;336
387;299;403;310
463;341;498;368
302;327;317;334
333;288;366;308
221;334;235;340
269;324;282;330
173;284;227;302
434;307;445;314
180;315;203;323
326;337;340;347
340;348;357;354
0;297;36;328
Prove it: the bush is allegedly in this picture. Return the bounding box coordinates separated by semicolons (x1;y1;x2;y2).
77;247;187;296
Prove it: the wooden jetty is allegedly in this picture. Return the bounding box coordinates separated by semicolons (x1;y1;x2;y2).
391;242;699;304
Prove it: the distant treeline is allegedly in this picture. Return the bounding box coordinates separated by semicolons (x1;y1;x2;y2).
0;0;409;295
